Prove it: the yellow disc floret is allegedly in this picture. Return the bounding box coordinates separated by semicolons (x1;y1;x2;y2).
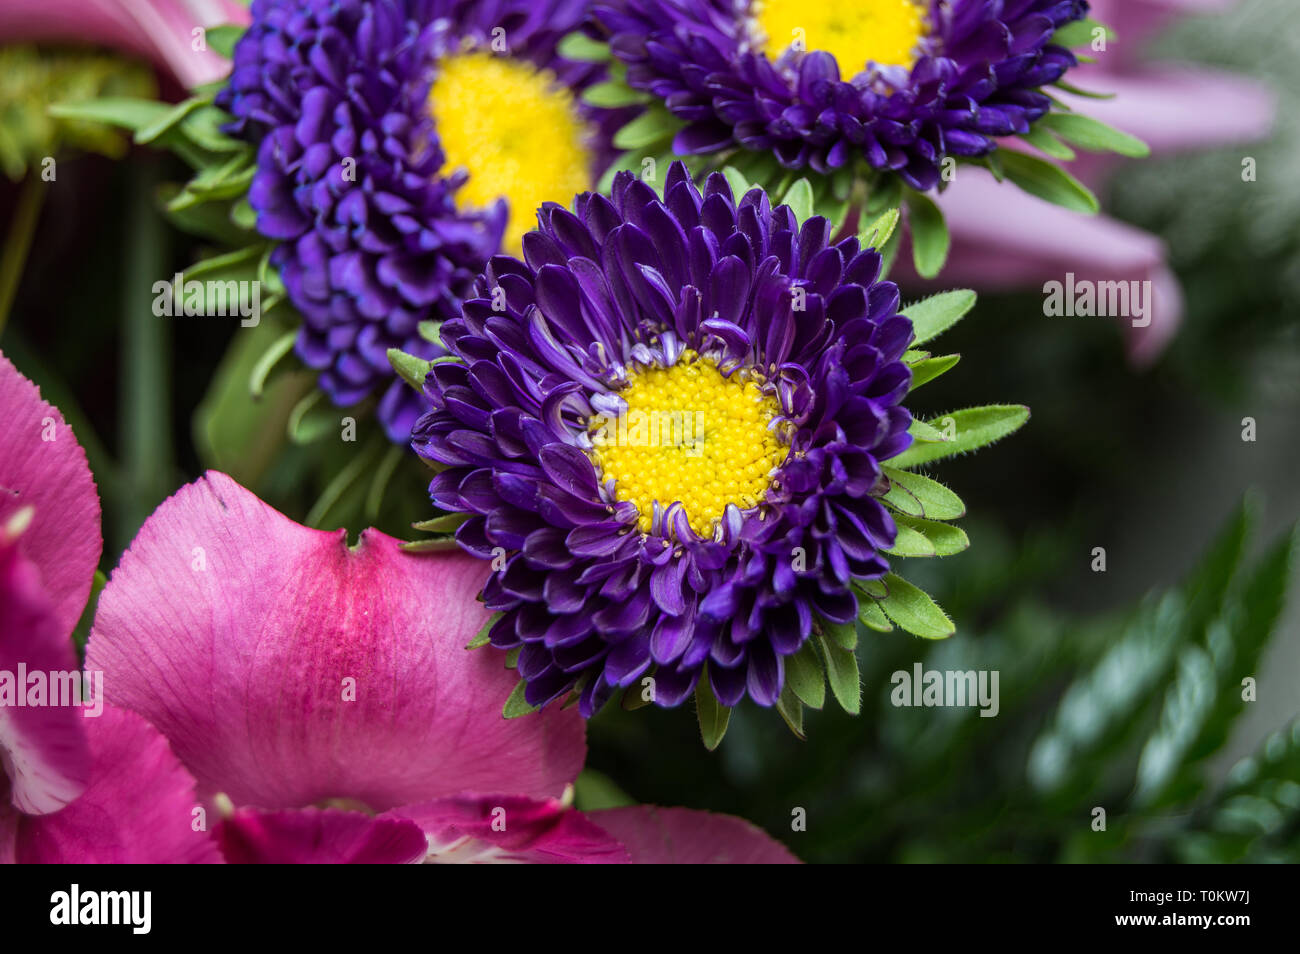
428;51;593;256
754;0;926;72
588;352;789;537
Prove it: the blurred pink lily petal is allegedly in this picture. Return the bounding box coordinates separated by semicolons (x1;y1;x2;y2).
217;807;429;865
87;471;587;809
588;806;801;864
5;704;221;863
0;0;249;89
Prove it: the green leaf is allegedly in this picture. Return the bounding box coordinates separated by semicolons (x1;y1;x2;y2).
581;81;649;108
907;353;960;391
248;329;297;400
901;289;976;346
886;405;1030;469
466;613;500;650
46;97;172;133
1039;113;1149;159
894;515;970;557
885;522;937;558
557;31;612;62
785;640;826;709
817;633;861;715
999;150;1100;214
877;574;955;639
821;616;858;651
1052;80;1117;100
695;674;731;750
775;684;806;739
1051;18;1113;49
388;348;433;392
204;24;246;59
857;598;893;633
907;417;949;444
1018;126;1077;162
881;466;966;520
286;390;336;445
135;96;209;145
857;206;900;250
779;178;814;222
398;537;461;553
413;512;469;534
612;107;677;150
905;191;949;279
503;680;540;719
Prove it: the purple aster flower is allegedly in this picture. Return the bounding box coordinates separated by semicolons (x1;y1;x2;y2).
592;0;1091;190
217;0;627;442
411;161;915;717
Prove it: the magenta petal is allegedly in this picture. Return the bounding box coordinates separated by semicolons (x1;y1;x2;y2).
389;794;629;863
217;807;426;864
0;351;101;638
587;806;801;864
6;704;220;863
87;472;585;812
0;535;89;814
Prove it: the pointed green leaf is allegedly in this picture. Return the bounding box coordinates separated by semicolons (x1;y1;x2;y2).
821;616;858;651
817;633;861;715
780;178;814;222
905;191;949;279
887;405;1030;468
775;684;806;739
47;97;172;133
398;537;461;553
503;679;540;719
388;348;432;392
894;515;970;556
999;150;1099;214
581;81;649;108
858;206;901;251
249;330;297;400
881;466;966;520
785;640;826;709
557;31;612;62
612;107;677;150
901;289;977;346
885;522;938;558
1039;112;1149;158
907;353;960;391
1018;126;1077;162
695;675;731;750
858;597;893;633
877;574;955;639
413;512;469;534
466;613;500;650
908;417;950;444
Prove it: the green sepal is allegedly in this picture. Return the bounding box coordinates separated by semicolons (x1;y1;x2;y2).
858;206;901;251
504;647;521;669
885;522;938;558
581;81;649;108
857;598;893;633
888;405;1030;468
877;574;955;639
1018;126;1076;162
907;354;960;391
880;466;967;521
999;150;1100;214
785;639;826;709
901;289;976;346
398;537;460;553
905;191;949;279
821;617;858;651
388;348;432;392
779;178;814;222
503;680;539;719
695;673;731;750
612;106;677;150
894;514;971;557
1038;112;1150;159
557;31;612;62
466;613;501;650
413;512;469;534
816;632;861;715
775;683;806;739
1051;18;1113;49
907;417;950;444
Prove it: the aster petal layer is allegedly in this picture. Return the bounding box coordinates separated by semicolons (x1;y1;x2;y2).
86;471;586;812
412;163;914;714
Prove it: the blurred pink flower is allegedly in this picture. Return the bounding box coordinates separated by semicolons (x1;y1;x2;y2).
0;0;249;89
902;0;1276;364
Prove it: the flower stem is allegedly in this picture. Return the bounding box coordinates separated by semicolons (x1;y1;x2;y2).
0;176;47;338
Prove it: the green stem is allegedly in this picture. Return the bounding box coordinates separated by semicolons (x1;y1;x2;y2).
0;176;47;337
118;160;173;547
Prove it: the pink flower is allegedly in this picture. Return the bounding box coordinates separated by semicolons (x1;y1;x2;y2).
901;0;1276;364
0;350;218;862
0;0;249;89
81;470;798;863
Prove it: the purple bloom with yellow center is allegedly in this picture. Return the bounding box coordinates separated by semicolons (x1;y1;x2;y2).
411;162;914;716
218;0;626;442
592;0;1090;189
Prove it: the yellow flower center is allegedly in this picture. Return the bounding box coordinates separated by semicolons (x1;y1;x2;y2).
428;51;593;256
754;0;927;72
588;352;789;537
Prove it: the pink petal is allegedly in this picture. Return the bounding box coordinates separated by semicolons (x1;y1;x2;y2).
0;533;88;814
0;0;249;88
86;472;585;813
0;350;101;638
4;703;220;863
389;794;630;863
587;806;801;864
217;807;427;864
